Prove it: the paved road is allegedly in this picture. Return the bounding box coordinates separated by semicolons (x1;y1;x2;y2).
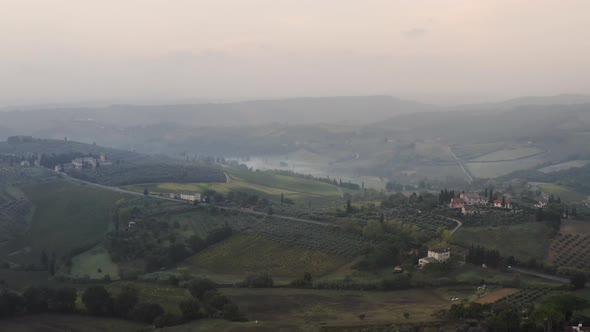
447;216;463;235
447;146;473;183
508;266;570;284
431;212;463;235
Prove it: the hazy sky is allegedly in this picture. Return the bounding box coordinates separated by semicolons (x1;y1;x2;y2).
2;0;590;105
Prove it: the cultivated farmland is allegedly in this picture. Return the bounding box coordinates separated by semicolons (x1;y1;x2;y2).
231;216;365;257
189;234;348;278
69;162;225;186
221;287;451;326
466;157;545;178
125;169;343;206
494;288;551;310
453;222;552;261
548;232;590;270
470;147;544;162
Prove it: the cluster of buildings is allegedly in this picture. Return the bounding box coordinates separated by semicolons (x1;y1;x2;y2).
449;192;512;215
418;248;451;267
54;153;112;172
72;153;112;169
168;192;202;202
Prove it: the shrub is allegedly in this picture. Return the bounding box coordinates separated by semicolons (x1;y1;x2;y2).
113;286;138;317
179;298;201;320
82;286;113;316
237;273;274;288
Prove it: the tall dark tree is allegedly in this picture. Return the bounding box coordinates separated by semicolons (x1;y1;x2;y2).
112;209;120;233
570;273;587;290
48;252;56;276
40;250;48;269
346;199;353;214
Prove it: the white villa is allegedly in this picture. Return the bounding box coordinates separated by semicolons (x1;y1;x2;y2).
419;248;451;267
169;192;202;202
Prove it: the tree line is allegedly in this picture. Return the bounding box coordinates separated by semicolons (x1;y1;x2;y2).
0;278;242;327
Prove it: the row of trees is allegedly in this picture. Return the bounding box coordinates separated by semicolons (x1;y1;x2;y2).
270;169;361;190
0;278;242;327
465;245;502;268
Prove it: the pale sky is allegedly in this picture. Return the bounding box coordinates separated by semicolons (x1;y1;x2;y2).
1;0;590;105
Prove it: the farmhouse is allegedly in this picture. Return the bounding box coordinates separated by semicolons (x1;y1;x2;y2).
449;198;465;209
179;192;201;202
493;197;512;209
418;248;451;267
418;257;438;267
72;157;98;169
71;153;112;169
534;198;548;208
460;193;487;205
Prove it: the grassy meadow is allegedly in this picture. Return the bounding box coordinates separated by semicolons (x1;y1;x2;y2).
537;183;588;202
539;160;590;173
70;245;120;280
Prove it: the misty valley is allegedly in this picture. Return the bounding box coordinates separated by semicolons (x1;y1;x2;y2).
3;1;590;331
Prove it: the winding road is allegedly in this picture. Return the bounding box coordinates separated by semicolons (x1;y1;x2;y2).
59;169;464;233
507;266;570;284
